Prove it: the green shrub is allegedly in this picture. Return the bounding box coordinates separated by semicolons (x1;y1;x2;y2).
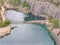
0;20;10;27
11;0;21;6
0;0;4;6
0;15;2;21
49;16;59;28
50;0;60;6
22;1;31;9
51;19;59;28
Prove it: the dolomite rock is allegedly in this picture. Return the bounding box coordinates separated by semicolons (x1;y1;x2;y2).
30;2;59;19
20;0;59;19
0;26;11;38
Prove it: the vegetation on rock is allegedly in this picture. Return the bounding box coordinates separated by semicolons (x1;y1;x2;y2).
50;0;60;6
0;0;4;6
22;1;31;9
0;20;10;27
49;16;59;28
0;15;2;22
10;0;21;6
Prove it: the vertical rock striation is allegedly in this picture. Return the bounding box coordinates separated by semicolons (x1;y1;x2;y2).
20;0;59;19
30;1;59;19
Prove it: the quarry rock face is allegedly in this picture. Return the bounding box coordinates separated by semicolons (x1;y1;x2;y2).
30;2;59;19
20;0;59;19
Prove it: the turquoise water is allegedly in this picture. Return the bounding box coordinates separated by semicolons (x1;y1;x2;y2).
0;24;55;45
6;10;46;22
25;13;46;21
0;10;56;45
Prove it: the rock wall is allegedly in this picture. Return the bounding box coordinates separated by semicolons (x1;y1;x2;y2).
30;2;59;19
0;26;11;38
20;0;60;19
0;6;6;22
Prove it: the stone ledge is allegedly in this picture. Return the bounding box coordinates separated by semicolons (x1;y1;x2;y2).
0;26;11;38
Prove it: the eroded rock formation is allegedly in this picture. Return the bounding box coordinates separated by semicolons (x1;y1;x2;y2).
30;1;59;19
20;0;59;19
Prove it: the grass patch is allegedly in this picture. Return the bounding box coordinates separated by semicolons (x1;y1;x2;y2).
48;16;59;28
0;15;2;21
0;0;4;6
22;1;31;9
0;20;10;27
50;0;60;6
10;0;21;6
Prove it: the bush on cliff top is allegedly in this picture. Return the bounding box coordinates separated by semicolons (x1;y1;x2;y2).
50;0;60;6
0;15;2;21
0;0;4;6
49;16;59;28
22;1;31;9
10;0;21;6
0;20;10;27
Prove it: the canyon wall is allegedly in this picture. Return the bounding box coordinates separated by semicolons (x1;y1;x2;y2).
20;0;60;19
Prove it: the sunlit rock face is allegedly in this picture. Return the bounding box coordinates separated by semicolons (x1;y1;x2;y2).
20;0;37;9
20;0;59;19
30;2;59;19
0;26;11;38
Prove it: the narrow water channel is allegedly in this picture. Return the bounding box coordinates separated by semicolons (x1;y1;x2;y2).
0;10;56;45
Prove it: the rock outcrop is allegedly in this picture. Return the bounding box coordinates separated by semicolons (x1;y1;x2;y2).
0;26;11;38
20;0;59;19
30;1;59;19
5;0;59;19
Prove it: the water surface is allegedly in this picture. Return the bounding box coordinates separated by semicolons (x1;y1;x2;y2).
0;24;55;45
6;10;46;22
0;10;56;45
